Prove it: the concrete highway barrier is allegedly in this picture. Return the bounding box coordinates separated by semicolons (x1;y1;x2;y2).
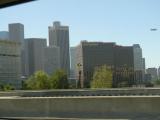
0;96;160;119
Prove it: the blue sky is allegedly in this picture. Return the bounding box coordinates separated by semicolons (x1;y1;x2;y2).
0;0;160;68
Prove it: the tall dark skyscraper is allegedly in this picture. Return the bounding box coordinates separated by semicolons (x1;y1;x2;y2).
48;21;70;76
76;41;135;88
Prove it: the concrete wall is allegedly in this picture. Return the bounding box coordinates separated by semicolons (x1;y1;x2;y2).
0;96;160;119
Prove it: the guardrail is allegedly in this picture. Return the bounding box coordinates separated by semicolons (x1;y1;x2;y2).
0;88;160;97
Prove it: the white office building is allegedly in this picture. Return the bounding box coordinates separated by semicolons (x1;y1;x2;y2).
0;39;21;88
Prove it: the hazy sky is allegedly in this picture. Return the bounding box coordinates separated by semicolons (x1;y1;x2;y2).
0;0;160;68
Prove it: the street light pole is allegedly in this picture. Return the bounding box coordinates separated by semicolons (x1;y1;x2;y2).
77;63;82;88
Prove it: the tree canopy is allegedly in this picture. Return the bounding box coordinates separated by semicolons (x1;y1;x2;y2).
24;71;50;90
23;69;69;90
91;65;113;88
50;69;68;89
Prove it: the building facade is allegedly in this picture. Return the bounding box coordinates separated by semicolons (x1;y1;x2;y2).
9;23;24;48
43;46;60;75
9;23;25;77
70;47;77;78
76;41;135;88
133;44;143;71
48;21;70;76
146;68;158;81
133;44;144;84
142;58;146;73
25;38;47;76
0;39;21;88
158;67;160;79
114;45;135;87
144;73;152;83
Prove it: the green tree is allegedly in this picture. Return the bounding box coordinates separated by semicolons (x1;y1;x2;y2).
24;71;50;90
3;84;15;91
0;82;15;91
50;69;69;89
153;79;160;85
91;65;113;88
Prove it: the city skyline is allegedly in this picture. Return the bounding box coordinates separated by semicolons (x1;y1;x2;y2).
0;0;160;68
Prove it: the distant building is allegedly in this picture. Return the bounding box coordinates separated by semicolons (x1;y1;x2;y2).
48;21;70;76
43;46;60;75
133;44;144;84
141;58;146;82
0;39;21;88
9;23;25;77
25;38;47;76
158;67;160;79
142;58;146;73
69;47;77;87
0;31;9;40
9;23;24;48
144;74;152;83
114;45;135;86
76;41;135;88
133;44;143;71
146;68;158;81
70;47;77;78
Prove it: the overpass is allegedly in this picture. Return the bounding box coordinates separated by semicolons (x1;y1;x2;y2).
0;0;35;8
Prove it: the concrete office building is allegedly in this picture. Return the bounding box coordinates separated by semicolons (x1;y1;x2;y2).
114;45;135;86
48;21;70;76
43;46;60;75
133;44;143;71
158;67;160;79
25;38;47;76
142;58;146;82
9;23;25;77
142;58;146;73
146;68;158;81
144;74;152;83
70;47;77;78
0;31;9;40
9;23;24;48
76;41;134;88
69;47;77;87
133;44;144;84
0;39;21;88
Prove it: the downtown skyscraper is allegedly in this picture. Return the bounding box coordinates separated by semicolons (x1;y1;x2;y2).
48;21;70;76
24;38;47;76
9;23;25;77
9;23;24;48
